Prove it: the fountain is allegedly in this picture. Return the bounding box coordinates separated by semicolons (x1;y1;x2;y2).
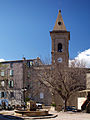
14;100;48;117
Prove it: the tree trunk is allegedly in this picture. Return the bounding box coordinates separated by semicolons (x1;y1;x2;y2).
64;99;68;112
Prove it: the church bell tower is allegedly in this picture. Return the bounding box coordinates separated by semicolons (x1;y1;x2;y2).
50;10;70;67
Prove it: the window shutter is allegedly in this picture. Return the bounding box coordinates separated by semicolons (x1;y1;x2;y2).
27;62;30;67
4;92;7;98
10;70;13;76
1;71;4;76
1;81;5;87
0;92;1;98
30;82;32;88
8;81;10;87
11;81;14;87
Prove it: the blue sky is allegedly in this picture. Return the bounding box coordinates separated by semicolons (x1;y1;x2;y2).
0;0;89;61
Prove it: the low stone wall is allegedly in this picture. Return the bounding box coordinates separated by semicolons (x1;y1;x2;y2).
14;110;48;117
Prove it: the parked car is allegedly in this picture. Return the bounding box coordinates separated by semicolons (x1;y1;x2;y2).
36;103;42;109
6;104;14;110
66;106;77;112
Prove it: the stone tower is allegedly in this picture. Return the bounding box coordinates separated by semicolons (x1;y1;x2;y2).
50;10;70;67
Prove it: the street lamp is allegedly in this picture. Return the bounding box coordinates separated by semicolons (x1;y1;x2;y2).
22;87;27;110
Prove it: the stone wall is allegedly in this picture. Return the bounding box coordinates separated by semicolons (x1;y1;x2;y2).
86;73;90;89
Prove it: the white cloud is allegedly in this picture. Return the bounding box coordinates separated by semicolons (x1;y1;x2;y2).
69;49;90;68
0;59;5;62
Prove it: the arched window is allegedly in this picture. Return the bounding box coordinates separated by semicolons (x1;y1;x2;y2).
58;43;62;52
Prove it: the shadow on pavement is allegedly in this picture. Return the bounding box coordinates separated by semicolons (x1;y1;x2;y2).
0;114;24;120
0;113;58;120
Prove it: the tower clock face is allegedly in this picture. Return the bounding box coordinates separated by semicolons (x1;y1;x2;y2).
57;57;62;63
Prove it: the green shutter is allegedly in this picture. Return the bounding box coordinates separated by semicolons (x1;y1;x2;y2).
4;92;7;98
11;81;14;87
10;70;13;76
8;81;10;87
0;92;1;98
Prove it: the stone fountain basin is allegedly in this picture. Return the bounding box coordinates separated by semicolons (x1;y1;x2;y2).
14;110;48;117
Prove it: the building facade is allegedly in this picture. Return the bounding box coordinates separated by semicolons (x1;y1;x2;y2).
0;57;43;105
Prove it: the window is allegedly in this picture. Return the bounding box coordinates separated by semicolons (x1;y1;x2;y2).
27;61;33;67
40;92;44;99
27;72;30;78
8;80;14;88
1;81;5;87
1;71;4;77
30;61;33;66
35;60;39;66
27;62;30;67
10;92;14;98
10;70;13;76
38;81;40;86
2;92;4;97
27;85;30;89
58;43;62;52
0;92;6;98
29;82;33;89
10;63;13;68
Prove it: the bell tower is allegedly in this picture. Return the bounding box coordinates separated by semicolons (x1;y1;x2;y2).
50;10;70;66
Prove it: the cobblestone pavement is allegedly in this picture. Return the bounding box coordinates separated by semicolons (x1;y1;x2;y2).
37;111;90;120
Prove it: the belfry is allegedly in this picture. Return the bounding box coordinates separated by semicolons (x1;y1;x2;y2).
50;10;70;67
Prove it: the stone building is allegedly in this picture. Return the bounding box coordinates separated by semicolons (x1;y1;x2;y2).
0;57;43;105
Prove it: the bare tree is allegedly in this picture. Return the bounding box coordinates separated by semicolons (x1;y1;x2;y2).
31;60;86;111
69;59;86;68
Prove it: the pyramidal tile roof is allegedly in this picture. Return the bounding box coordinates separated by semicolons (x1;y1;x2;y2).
53;10;66;31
